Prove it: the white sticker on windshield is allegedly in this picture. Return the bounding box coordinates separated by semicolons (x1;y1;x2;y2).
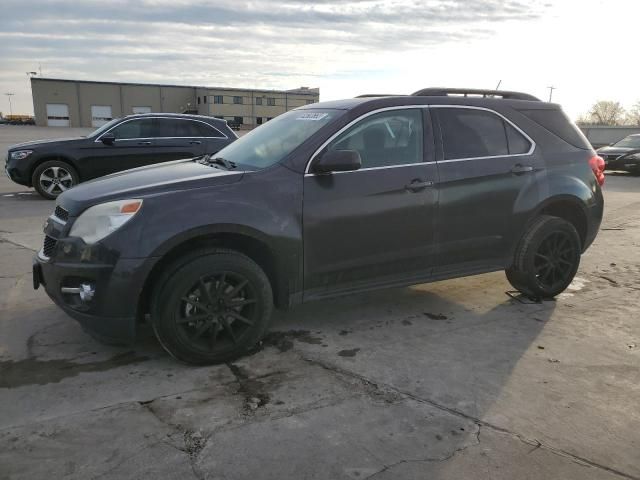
296;112;328;121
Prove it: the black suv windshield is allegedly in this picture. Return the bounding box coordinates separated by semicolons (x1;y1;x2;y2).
613;135;640;148
215;109;343;169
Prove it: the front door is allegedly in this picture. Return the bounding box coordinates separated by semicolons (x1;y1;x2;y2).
79;117;158;179
432;106;544;272
303;108;438;299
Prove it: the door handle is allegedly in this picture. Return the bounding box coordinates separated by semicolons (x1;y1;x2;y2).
405;179;434;192
189;140;202;145
137;141;152;145
511;164;533;174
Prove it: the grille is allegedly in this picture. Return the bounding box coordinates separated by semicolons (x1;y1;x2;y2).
54;205;69;222
43;235;57;258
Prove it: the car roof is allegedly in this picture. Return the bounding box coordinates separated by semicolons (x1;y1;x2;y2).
122;113;227;123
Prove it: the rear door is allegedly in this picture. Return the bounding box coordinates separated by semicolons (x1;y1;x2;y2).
432;106;543;272
303;107;438;298
153;118;209;162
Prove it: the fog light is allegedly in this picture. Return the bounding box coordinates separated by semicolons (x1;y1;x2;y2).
61;283;95;302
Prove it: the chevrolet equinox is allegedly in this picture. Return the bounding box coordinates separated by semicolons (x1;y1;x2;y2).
33;88;605;364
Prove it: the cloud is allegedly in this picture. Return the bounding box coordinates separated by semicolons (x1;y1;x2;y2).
1;0;548;113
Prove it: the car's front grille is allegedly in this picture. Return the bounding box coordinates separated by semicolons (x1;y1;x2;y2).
43;235;57;258
54;206;69;222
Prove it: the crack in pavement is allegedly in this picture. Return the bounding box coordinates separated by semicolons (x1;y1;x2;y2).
297;353;639;480
0;237;37;252
364;424;483;479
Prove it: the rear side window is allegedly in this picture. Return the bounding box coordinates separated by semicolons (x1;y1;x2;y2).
437;108;531;160
517;108;591;150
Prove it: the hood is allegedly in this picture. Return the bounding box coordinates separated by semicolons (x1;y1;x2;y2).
58;158;245;215
9;137;86;150
597;146;633;155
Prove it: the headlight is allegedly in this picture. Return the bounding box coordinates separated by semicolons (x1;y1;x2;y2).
69;199;143;244
10;150;33;160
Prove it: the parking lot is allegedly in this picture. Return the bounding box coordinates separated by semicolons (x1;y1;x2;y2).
1;125;638;479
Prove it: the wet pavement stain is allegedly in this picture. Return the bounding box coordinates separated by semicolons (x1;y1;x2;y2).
261;330;324;353
337;348;360;357
423;312;448;320
0;351;149;388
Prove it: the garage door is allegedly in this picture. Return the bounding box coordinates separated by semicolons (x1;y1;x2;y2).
91;105;113;127
46;104;70;127
132;106;152;114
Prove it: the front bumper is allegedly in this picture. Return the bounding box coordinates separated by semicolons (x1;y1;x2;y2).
5;155;32;186
33;251;151;344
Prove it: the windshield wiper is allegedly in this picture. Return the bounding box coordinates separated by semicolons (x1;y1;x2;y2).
197;154;237;170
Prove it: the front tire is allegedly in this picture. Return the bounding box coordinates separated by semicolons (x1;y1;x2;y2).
506;215;581;299
150;248;274;365
32;160;79;199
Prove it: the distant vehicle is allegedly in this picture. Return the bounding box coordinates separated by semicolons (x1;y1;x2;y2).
5;113;238;199
34;88;604;364
0;117;8;125
597;134;640;174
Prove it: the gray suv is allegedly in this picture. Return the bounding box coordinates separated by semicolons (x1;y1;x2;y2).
34;88;604;364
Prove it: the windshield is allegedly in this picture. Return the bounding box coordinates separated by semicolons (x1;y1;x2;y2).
613;135;640;148
88;118;121;138
214;109;343;169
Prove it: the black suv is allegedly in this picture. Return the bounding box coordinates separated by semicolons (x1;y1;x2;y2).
33;88;605;364
5;113;237;199
597;134;640;174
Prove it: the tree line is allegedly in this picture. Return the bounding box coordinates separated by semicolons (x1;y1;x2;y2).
577;101;640;126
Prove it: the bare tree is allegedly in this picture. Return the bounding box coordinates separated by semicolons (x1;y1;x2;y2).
583;101;626;126
625;101;640;126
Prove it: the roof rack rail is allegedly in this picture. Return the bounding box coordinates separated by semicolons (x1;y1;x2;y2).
356;94;404;98
412;88;540;101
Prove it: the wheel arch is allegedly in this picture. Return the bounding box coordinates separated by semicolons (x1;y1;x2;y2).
30;155;81;184
138;226;289;320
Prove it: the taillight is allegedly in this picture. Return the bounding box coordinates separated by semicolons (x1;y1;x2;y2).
589;155;605;186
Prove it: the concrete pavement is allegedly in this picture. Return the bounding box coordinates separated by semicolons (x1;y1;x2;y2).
1;126;639;479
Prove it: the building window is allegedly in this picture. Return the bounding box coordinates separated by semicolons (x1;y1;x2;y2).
213;95;223;104
256;117;263;125
233;96;243;105
267;97;276;106
203;96;207;104
256;97;263;105
306;99;314;105
197;96;201;105
234;116;243;124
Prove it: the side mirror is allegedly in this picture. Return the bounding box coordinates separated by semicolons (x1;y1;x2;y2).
313;149;361;174
101;133;116;145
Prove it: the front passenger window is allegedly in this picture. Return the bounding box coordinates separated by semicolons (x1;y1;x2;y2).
326;109;423;169
110;119;154;140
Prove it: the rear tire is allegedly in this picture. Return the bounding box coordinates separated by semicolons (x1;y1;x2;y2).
150;248;274;365
32;160;79;199
506;215;581;299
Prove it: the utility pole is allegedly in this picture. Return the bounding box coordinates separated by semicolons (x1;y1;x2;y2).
4;93;14;116
547;86;556;102
495;80;502;90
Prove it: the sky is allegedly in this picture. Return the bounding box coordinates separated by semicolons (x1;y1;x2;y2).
1;0;638;120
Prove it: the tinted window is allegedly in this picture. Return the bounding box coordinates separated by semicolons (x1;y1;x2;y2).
518;108;590;150
191;121;225;137
439;108;509;160
505;122;531;154
110;119;154;139
327;109;423;169
614;135;640;148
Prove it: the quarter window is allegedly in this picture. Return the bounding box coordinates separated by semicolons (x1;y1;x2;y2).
110;119;154;139
326;109;423;169
438;108;530;160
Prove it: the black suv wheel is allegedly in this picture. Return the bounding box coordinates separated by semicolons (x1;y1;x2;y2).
506;215;581;299
151;248;274;365
32;160;79;199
